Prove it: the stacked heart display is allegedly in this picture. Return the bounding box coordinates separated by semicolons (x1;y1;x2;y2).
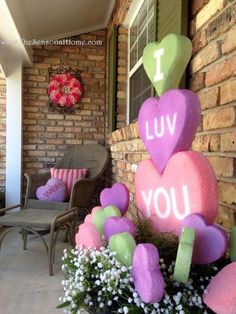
134;33;231;310
72;34;235;311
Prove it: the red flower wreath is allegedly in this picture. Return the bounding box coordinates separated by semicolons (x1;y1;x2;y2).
48;73;82;108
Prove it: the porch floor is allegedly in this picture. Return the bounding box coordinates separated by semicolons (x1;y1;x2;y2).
0;229;88;314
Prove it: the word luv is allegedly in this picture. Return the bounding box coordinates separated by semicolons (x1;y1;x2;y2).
141;185;190;220
145;113;177;140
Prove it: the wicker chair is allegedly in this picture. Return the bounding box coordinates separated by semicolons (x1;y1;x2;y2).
0;144;109;275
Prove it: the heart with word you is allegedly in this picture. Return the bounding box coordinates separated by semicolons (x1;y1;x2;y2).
138;89;200;173
135;151;218;234
143;33;192;96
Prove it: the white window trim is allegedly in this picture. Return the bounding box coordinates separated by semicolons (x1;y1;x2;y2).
126;0;156;125
126;0;146;125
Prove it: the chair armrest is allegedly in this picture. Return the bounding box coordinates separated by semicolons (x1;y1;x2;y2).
69;177;98;212
0;204;22;215
52;207;78;226
24;172;51;201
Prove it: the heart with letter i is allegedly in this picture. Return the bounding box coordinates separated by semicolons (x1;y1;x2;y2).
143;33;192;96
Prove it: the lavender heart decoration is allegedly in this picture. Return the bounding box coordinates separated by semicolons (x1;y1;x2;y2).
132;243;165;303
179;213;228;264
36;178;66;202
100;183;129;215
104;216;136;243
138;89;201;173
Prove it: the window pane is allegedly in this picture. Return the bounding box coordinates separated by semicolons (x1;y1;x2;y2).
129;65;152;121
129;0;155;123
138;2;147;37
138;28;147;59
130;42;137;70
148;0;155;14
148;17;155;42
130;17;137;49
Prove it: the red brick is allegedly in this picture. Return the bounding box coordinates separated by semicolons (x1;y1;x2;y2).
220;79;236;104
221;132;236;152
205;55;236;87
191;0;209;16
207;156;234;177
203;107;235;130
198;86;219;110
192;30;207;55
189;72;206;92
192;134;220;152
190;42;221;74
222;26;236;54
218;181;236;205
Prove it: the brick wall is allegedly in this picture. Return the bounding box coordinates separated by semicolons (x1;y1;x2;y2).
23;30;106;178
106;0;236;230
189;0;236;229
0;74;6;189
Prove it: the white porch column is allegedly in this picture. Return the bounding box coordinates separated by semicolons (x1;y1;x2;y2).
5;60;22;207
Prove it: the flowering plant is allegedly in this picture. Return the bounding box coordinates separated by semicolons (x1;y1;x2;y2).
48;73;82;108
58;218;229;314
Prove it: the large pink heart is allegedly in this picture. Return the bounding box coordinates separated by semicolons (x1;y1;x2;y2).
138;90;200;173
203;262;236;314
179;214;228;264
135;151;218;234
100;183;129;215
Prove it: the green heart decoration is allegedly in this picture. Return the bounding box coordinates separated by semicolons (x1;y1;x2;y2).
143;33;192;96
92;205;121;235
109;232;136;266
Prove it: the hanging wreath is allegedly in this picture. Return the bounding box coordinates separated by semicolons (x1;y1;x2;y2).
48;73;83;108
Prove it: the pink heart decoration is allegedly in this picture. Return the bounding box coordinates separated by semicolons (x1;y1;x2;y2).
84;206;102;224
132;243;165;303
103;216;136;243
203;262;236;314
36;178;66;202
100;183;129;215
75;222;102;250
138;90;200;173
179;214;228;264
135;151;218;234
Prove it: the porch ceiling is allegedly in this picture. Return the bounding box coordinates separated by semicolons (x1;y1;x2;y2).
5;0;115;40
0;0;115;75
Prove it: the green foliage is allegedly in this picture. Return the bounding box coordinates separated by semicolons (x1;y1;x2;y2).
133;211;178;264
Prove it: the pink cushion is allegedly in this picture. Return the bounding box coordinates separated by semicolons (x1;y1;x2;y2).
50;168;88;198
36;178;67;202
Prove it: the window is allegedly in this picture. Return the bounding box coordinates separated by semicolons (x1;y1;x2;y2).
127;0;188;123
128;0;156;122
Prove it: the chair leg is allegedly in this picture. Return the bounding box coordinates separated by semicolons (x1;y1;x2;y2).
0;227;18;250
65;224;73;245
22;229;29;250
48;224;56;276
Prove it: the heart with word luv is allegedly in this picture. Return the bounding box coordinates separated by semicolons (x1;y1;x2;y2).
135;151;218;234
138;89;201;173
143;33;192;96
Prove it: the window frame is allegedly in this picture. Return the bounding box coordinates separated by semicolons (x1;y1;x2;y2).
127;0;156;125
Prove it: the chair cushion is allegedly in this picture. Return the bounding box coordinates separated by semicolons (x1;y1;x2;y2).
50;168;88;198
36;178;67;202
0;208;65;229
